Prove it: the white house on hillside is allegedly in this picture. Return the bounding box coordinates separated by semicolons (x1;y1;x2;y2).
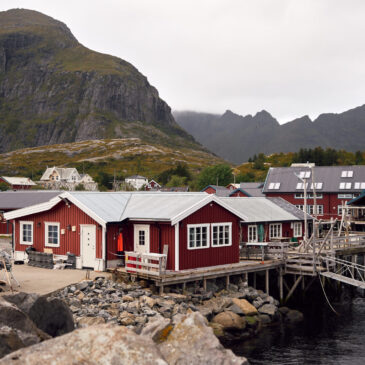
41;167;81;183
125;175;148;190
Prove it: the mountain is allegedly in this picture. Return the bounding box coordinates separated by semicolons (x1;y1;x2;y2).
0;9;200;152
174;106;365;164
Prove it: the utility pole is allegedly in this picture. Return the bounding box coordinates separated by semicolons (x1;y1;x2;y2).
295;173;308;245
310;164;318;238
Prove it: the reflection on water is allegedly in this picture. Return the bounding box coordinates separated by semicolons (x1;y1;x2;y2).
230;297;365;365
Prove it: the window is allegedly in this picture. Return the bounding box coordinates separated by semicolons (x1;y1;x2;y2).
338;206;343;216
269;224;282;239
341;171;353;178
212;223;232;247
299;171;311;179
268;182;281;190
187;224;210;249
311;182;323;190
293;222;302;237
20;221;33;245
45;222;60;247
338;194;353;199
295;193;323;199
248;225;258;243
296;205;304;211
296;182;309;190
139;230;145;246
354;182;365;190
339;182;351;190
296;205;323;215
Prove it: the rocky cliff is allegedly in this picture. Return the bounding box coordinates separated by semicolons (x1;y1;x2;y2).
0;9;198;152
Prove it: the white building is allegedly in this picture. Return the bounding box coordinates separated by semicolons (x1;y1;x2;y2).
125;175;148;190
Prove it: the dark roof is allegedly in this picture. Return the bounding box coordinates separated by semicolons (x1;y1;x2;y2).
230;187;264;197
347;190;365;205
201;185;231;197
160;187;189;192
0;191;61;210
239;182;264;189
263;165;365;194
267;197;312;221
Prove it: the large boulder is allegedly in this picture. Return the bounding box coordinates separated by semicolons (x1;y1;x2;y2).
231;298;258;316
3;292;39;314
0;324;168;365
197;297;232;317
28;297;74;337
0;326;25;359
285;310;304;324
158;312;248;365
211;311;246;330
0;298;49;357
258;304;277;317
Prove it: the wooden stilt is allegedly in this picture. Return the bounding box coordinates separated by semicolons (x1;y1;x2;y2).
279;268;283;302
302;276;305;290
182;282;186;292
253;272;257;289
283;277;290;292
265;269;269;294
284;275;302;303
225;275;230;290
203;278;207;291
244;272;248;284
159;285;164;296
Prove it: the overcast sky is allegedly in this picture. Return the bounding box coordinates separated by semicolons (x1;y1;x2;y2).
1;0;365;123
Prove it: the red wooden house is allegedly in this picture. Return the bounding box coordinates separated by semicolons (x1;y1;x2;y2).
201;185;231;196
5;192;307;271
0;176;36;190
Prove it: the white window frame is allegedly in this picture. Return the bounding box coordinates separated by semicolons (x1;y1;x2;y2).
187;224;210;250
269;223;282;239
338;193;353;199
341;170;353;178
20;221;34;245
248;225;258;243
354;182;365;190
45;222;60;247
299;171;311;179
293;222;302;238
211;223;232;247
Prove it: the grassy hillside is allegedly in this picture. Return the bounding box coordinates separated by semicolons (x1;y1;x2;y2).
0;138;224;183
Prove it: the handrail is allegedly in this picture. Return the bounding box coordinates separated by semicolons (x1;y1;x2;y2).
125;251;167;277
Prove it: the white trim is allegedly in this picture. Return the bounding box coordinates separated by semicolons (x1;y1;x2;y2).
187;223;210;250
211;222;232;247
60;193;106;227
175;223;179;271
102;226;106;271
269;223;282;239
19;221;33;245
293;222;302;238
4;198;61;221
44;222;60;247
248;224;258;243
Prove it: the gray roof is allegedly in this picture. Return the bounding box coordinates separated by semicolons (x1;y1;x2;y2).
239;182;264;189
125;175;147;180
267;197;312;220
203;185;231;197
263;165;365;193
1;176;36;186
40;167;79;181
0;191;61;210
219;197;305;223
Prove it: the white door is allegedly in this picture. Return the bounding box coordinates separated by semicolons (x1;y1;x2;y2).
134;224;150;254
81;225;96;268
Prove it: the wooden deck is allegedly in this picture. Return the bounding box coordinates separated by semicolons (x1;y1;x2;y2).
113;258;283;288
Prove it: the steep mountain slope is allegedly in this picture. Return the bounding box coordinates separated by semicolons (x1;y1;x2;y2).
0;9;199;152
174;105;365;164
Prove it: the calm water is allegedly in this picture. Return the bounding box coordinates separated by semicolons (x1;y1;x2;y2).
230;297;365;365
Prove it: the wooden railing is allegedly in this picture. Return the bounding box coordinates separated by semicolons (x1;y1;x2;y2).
125;251;167;277
312;234;365;251
240;241;290;260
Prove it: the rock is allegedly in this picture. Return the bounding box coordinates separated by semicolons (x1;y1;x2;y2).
245;316;260;328
140;295;156;308
285;310;304;324
0;326;25;359
228;284;239;292
209;322;225;338
258;304;277;317
141;314;171;341
226;303;245;315
0;298;49;348
231;298;258;316
211;311;246;330
158;312;248;365
278;306;290;315
77;316;106;328
28;297;74;337
252;297;264;308
0;325;168;365
164;293;187;303
122;295;134;302
258;314;271;325
119;311;135;326
77;292;85;301
3;292;39;314
201;297;232;315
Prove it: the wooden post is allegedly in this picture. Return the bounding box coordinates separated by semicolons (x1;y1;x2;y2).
182;282;186;292
159;285;164;296
302;276;305;290
244;272;248;285
203;278;207;291
253;272;257;289
279;268;283;302
265;269;269;294
225;275;230;290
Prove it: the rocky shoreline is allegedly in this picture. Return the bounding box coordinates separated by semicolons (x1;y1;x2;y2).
54;276;303;342
0;276;304;364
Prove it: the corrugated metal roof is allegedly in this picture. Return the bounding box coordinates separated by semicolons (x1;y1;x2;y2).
263;165;365;193
219;197;303;222
202;185;231;197
239;182;264;189
0;191;61;209
267;197;311;220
